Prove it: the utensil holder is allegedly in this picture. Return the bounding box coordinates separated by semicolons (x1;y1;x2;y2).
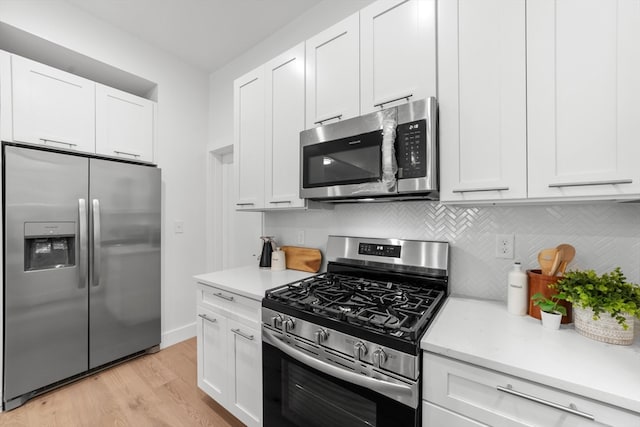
527;269;572;324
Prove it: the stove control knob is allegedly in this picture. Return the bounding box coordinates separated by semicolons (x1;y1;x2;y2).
353;341;368;361
372;348;388;368
271;314;283;329
314;328;329;344
284;317;296;332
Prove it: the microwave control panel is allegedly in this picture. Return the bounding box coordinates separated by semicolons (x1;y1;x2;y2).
396;119;427;179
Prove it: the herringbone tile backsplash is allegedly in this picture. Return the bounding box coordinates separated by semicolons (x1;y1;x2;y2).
265;202;640;301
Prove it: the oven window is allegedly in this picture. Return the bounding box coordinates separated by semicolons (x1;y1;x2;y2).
303;129;383;188
282;361;376;427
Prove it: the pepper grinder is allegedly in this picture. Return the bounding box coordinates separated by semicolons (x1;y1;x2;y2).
259;236;275;268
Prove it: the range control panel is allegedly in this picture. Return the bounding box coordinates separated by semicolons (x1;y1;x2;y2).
396;119;427;179
358;243;401;258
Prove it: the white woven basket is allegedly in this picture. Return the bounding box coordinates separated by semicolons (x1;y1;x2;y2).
573;306;635;345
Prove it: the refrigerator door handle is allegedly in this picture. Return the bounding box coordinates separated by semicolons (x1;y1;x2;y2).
78;199;88;288
92;199;102;287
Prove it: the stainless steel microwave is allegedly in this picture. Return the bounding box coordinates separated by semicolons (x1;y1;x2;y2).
300;97;438;202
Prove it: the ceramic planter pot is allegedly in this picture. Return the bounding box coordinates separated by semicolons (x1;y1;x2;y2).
573;306;634;345
540;310;562;330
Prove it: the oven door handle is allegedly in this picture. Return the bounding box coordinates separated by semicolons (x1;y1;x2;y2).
262;328;419;408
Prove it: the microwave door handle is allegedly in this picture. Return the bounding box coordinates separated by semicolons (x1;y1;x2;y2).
91;199;101;287
426;96;437;183
262;327;418;408
78;199;88;288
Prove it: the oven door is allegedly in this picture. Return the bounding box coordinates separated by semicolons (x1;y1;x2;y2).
262;333;419;427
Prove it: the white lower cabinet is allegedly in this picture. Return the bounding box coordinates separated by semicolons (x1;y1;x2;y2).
422;353;639;427
196;283;262;427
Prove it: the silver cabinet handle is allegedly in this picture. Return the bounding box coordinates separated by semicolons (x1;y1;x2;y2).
269;200;292;204
39;138;78;148
91;199;101;287
497;385;595;421
213;292;234;302
236;203;255;206
314;114;343;125
78;199;88;289
113;150;141;158
198;314;217;323
231;328;254;341
549;179;632;188
374;93;413;109
452;186;510;193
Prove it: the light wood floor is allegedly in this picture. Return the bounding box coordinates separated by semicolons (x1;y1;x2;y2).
0;338;245;427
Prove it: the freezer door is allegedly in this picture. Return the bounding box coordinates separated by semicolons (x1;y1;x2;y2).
3;146;89;401
89;159;160;369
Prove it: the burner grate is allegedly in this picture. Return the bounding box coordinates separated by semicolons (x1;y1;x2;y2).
267;273;444;341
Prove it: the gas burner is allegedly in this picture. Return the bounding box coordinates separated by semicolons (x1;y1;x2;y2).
267;272;445;341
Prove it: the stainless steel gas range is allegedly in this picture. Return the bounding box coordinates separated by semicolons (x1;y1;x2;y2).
261;235;449;427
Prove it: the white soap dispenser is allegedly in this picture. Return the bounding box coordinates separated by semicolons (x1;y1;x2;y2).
507;262;528;315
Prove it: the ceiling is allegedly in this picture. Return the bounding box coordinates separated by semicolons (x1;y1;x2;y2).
64;0;323;73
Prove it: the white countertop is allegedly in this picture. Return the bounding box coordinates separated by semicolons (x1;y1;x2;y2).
421;296;640;414
193;265;317;300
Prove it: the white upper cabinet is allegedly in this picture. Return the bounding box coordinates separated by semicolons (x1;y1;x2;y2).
234;66;265;210
527;0;640;200
12;55;95;153
265;43;306;209
360;0;436;114
95;84;154;163
305;13;360;128
439;0;527;202
0;50;11;142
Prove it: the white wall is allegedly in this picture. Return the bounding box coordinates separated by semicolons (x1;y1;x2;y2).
206;0;375;270
265;202;640;300
0;0;209;346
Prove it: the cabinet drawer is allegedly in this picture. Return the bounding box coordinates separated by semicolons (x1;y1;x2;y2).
196;283;260;323
423;353;639;427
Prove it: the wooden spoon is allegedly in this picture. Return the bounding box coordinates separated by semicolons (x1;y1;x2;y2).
556;244;576;275
538;248;560;276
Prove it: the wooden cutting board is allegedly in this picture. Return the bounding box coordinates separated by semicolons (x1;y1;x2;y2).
280;246;322;273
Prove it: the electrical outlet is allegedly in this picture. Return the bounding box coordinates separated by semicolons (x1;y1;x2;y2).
297;230;305;245
495;234;514;259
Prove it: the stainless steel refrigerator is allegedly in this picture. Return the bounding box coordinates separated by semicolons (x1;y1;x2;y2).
3;143;161;410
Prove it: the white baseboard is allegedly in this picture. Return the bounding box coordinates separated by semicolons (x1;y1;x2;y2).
161;322;196;348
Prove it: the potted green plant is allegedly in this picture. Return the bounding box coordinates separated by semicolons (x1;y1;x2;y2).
554;267;640;345
531;292;567;329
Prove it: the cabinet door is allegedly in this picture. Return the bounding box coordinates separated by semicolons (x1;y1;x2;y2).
12;55;95;153
360;0;436;114
95;84;154;163
0;50;12;142
527;0;640;199
305;13;359;128
265;43;306;209
196;307;228;404
234;66;265;210
439;0;527;202
227;319;261;427
423;401;488;427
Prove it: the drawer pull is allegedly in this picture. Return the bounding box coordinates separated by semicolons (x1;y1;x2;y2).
452;186;510;193
497;384;595;421
236;203;255;206
198;314;217;323
269;200;292;204
213;292;234;302
549;179;632;188
231;328;254;341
